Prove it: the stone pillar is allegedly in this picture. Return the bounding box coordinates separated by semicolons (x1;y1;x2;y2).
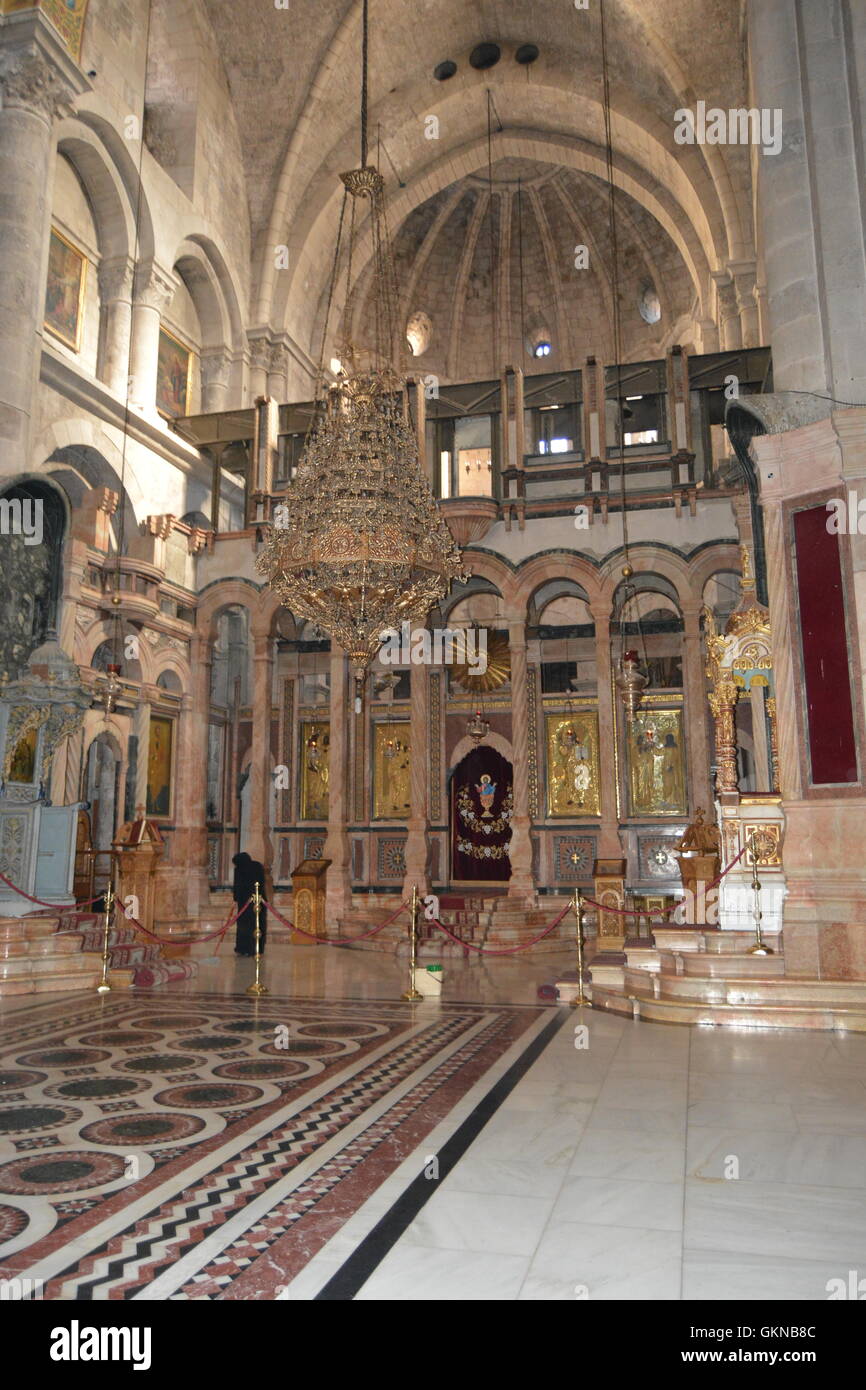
267;339;289;403
708;682;739;796
323;648;352;921
506;618;535;901
246;629;274;872
748;0;866;401
129;263;177;415
750;683;771;790
200;350;232;413
730;261;759;350
248;336;270;402
402;651;430;900
590;604;623;859
172;632;212;917
711;272;742;351
133;699;151;814
97;257;134;397
682;602;713;812
0;12;89;469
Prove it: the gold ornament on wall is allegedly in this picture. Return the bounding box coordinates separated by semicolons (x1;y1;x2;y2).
626;708;687;816
300;721;330;820
450;630;510;693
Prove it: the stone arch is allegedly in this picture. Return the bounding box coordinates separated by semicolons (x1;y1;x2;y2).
512;552;605;618
598;545;696;609
196;579;264;643
449;731;513;770
171;234;245;356
55;110;155;266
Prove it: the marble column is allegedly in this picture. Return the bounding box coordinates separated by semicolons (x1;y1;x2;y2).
267;339;289;404
200;350;232;414
172;632;212;915
402;651;430;900
132;699;151;814
749;0;866;401
323;649;352;921
0;12;89;469
590;604;623;859
129;263;177;415
246;630;274;872
506;618;535;901
681;602;713;813
97;257;134;397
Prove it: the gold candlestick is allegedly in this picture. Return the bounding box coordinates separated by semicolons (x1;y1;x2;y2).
246;881;269;995
569;888;591;1006
401;883;423;1001
97;882;114;994
747;834;773;956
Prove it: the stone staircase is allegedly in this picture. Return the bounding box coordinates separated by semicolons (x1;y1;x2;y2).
63;911;197;987
586;927;866;1031
0;914;134;997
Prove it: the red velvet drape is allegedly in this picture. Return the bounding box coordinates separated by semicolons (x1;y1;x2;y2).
450;746;513;881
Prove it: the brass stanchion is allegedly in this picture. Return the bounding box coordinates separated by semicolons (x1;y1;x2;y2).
746;833;773;956
96;882;115;994
246;882;269;995
569;888;591;1007
401;884;423;1001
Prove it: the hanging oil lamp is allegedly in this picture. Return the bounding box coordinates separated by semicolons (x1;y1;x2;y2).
467;707;490;745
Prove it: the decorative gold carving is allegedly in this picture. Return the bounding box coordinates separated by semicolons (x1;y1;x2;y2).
373;721;411;819
743;823;782;867
678;807;721;855
766;697;780;794
527;665;539;819
626;709;687;816
545;711;600;818
429;674;442;821
450;630;510;693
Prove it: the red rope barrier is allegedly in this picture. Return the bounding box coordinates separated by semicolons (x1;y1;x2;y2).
581;845;749;920
427;902;573;956
263;896;409;944
119;897;251;945
0;872;103;911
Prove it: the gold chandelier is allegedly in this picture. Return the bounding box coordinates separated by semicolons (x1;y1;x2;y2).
256;1;465;702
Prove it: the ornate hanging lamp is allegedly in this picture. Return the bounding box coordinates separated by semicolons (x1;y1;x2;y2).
256;0;465;709
467;707;490;746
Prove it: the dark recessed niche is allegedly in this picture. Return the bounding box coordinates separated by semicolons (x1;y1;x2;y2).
434;59;457;81
515;44;539;65
469;42;501;71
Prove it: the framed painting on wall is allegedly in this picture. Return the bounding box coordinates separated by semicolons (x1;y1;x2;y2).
44;228;87;351
545;710;601;818
146;715;174;818
626;707;687;816
156;327;193;418
373;722;411;820
300;721;330;821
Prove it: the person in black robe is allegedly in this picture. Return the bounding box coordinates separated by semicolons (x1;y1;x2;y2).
232;852;267;956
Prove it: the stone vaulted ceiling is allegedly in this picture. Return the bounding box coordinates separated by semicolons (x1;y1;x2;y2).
200;0;753;361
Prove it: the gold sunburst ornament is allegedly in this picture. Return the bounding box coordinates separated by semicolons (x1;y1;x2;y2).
451;630;511;693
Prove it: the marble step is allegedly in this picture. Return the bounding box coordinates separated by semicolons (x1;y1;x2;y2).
0;933;85;959
649;972;866;1008
657;950;787;978
589;984;866;1033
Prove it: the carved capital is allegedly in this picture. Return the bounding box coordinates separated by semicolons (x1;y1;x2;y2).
134;262;178;313
268;340;289;377
97;256;135;304
248;335;272;373
0;38;79;120
200;349;232;392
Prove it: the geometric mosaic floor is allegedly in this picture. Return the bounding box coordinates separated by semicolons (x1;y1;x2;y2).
0;991;553;1300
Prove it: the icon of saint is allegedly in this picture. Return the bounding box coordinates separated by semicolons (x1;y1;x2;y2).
477;773;497;818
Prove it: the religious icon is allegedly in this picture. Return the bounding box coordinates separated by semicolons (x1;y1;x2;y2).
7;727;38;785
44;228;86;351
627;708;687;816
373;722;411;819
300;721;330;819
545;712;600;817
477;773;497;818
146;716;173;817
156;327;193;417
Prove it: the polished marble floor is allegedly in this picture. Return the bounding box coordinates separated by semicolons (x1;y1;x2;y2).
2;943;865;1300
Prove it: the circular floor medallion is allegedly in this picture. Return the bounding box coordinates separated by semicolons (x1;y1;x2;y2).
131;1014;212;1031
18;1048;110;1069
79;1112;205;1146
0;1204;29;1243
169;1034;243;1051
78;1029;163;1047
224;1019;286;1034
154;1082;264;1109
47;1076;150;1102
118;1054;205;1074
0;1151;126;1195
213;1058;308;1081
0;1069;47;1090
0;1104;81;1135
296;1022;381;1038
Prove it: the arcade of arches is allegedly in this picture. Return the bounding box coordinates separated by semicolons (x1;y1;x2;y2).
1;0;866;1308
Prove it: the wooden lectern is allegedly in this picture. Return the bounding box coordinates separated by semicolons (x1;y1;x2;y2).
290;858;331;944
593;857;627;951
